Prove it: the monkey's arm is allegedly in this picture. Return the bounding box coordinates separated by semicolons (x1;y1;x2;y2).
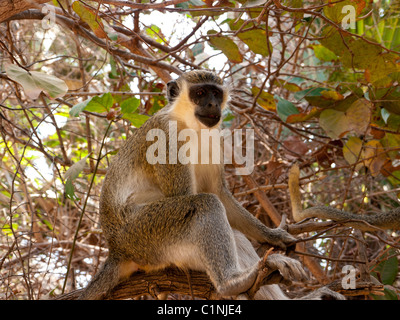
219;185;296;248
153;162;195;197
288;164;400;231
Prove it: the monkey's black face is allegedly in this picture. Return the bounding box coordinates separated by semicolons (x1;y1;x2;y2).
190;84;224;127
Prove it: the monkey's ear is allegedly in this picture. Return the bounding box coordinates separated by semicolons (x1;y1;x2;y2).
167;80;179;102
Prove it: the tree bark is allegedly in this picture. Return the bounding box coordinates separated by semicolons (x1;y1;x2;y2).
55;268;217;300
0;0;49;22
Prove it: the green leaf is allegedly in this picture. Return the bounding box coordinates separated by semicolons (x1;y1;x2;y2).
294;87;327;101
227;18;272;57
191;43;205;57
296;89;329;108
312;44;338;62
323;0;366;23
189;0;205;6
319;26;350;57
385;99;400;116
6;64;68;99
387;170;400;186
369;89;400;130
275;96;299;122
2;223;18;237
372;249;399;285
69;93;114;116
319;109;350;139
207;30;243;63
69;98;92;117
104;23;118;41
64;154;91;181
223;112;235;122
320;25;400;85
275;79;301;92
364;53;400;85
122;113;149;127
381;133;400;160
120;97;140;114
145;24;165;44
283;0;303;19
294;87;343;108
65;179;78;201
64;155;90;201
90;93;113;111
237;29;272;57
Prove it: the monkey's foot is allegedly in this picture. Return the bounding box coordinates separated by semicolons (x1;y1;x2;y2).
263;254;308;282
247;253;308;299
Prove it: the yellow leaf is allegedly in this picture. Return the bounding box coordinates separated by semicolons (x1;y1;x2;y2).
321;90;344;101
343;136;363;170
64;79;83;91
251;87;276;111
72;2;107;39
362;140;386;176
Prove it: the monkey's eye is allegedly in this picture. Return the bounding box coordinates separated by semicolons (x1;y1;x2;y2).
212;90;220;96
196;89;205;96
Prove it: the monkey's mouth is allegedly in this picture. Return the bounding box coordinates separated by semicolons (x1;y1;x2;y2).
196;113;221;127
201;114;220;120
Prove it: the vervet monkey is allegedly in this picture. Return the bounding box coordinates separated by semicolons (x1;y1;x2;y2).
289;164;400;231
78;71;343;300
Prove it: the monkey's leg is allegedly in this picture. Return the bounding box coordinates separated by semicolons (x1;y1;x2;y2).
193;217;309;297
116;193;260;297
175;195;264;297
108;193;299;298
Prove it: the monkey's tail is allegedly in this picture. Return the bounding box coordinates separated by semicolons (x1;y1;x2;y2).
288;164;400;231
300;206;400;231
288;164;303;222
78;257;121;300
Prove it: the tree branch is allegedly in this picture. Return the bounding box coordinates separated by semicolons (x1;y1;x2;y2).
4;9;182;81
0;0;49;22
55;268;216;300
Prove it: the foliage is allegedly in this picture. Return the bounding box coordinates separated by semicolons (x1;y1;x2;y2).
0;0;399;300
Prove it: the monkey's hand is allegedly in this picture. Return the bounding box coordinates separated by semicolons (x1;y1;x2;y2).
262;228;297;250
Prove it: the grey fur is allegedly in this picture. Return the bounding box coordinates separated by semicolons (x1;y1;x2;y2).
78;71;343;300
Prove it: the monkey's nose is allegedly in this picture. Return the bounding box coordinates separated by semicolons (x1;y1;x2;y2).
207;100;218;108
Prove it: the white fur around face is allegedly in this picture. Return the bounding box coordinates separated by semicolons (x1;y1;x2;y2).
166;82;229;194
168;84;205;131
